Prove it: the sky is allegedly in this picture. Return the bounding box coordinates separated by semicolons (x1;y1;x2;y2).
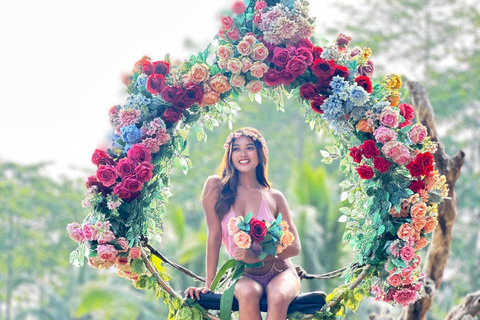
0;0;342;179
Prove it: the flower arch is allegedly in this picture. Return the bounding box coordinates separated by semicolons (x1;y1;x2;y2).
67;0;448;319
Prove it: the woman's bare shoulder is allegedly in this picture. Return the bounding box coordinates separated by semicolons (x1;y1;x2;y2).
265;188;286;201
202;175;221;200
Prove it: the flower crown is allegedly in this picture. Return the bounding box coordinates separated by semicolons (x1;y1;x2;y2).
223;129;268;154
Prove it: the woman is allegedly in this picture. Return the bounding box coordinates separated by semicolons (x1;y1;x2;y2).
185;127;301;320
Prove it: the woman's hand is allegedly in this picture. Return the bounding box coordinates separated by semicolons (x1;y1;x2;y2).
184;286;211;300
234;248;259;264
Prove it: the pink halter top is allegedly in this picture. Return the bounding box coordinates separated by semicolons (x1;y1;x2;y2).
221;193;274;258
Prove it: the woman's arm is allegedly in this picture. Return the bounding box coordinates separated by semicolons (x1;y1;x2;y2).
202;175;223;288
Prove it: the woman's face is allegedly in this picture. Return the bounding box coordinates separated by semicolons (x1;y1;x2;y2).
230;136;259;173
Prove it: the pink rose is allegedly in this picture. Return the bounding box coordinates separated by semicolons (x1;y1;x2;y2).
113;182;131;200
250;61;269;78
232;0;246;14
97;230;116;244
408;123;427;144
243;35;257;46
67;222;84;243
221;16;234;29
116;158;136;179
381;141;411;165
233;231;251;249
393;145;411;165
83;223;97;241
123;176;144;193
402;266;414;278
253;12;262;25
380;106;400;128
387;273;402;287
135;161;154;182
241;57;253;73
127;144;152;164
97;244;118;262
400;246;416;262
374;126;397;144
96;165;117;187
216;44;234;60
226;28;240;40
115;237;129;252
255;0;267;10
237;40;253;56
227;217;240;235
227;58;243;74
245;80;263;94
129;246;142;259
217;59;228;70
251;43;269;61
230;74;246;87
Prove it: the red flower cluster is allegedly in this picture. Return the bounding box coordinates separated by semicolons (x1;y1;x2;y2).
350;141;392;178
143;60;170;95
162;83;204;110
406;152;434;177
356;164;374;179
249;217;267;242
398;103;415;128
355;76;373;93
89;145;154;202
263;42;313;87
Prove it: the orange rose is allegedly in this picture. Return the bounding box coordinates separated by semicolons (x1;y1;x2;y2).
200;90;220;106
209;74;231;93
411;202;427;219
280;231;294;247
397;223;415;240
388;93;400;107
189;63;210;83
276;244;285;254
279;220;289;232
415;237;429;250
423;216;438;233
233;231;251;249
356;119;373;133
227;217;240;235
412;218;426;232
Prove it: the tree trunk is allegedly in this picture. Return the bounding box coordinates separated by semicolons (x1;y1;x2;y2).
397;82;465;319
445;291;480;320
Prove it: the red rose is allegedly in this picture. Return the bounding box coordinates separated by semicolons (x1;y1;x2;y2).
398;103;415;128
296;47;313;65
184;83;204;104
297;38;314;49
153;61;170;76
360;140;380;159
333;65;349;79
113;182;131;200
96;165;117;187
218;28;226;40
221;16;234;29
92;149;108;166
349;146;362;163
355;76;372;93
135;162;154;182
232;0;246;14
116;158;136;179
406;161;424;177
86;175;99;188
373;156;392;173
312;46;323;60
123;176;144;193
263;69;282;87
262;41;276;62
415;152;434;175
172;99;192;110
226;28;240;40
162;107;183;123
272;48;290;68
286;56;307;77
127;144;152;164
299;83;318;100
162;85;182;102
142;60;154;76
280;69;295;85
408;179;425;193
311;96;326;114
312;59;335;79
146;74;165;95
249;218;267;242
356;164;374;179
316;78;331;95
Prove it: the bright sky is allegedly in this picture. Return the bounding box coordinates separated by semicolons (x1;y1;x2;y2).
0;0;341;179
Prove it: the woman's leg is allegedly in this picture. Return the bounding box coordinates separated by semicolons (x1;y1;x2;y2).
264;269;301;320
234;276;264;320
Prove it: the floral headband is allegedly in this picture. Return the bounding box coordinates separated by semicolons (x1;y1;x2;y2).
223;129;268;154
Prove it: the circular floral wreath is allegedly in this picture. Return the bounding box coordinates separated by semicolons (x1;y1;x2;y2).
67;0;449;318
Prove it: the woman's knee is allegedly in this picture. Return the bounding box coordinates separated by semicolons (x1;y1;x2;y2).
234;279;263;302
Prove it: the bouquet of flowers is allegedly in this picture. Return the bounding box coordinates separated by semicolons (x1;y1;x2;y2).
227;212;294;260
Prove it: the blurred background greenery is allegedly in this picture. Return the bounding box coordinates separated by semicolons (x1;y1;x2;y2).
1;0;479;319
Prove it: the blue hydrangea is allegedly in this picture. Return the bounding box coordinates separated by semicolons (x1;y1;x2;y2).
134;94;151;106
330;76;349;95
349;85;369;107
136;74;147;88
123;143;133;153
371;100;390;114
350;105;370;121
329;119;354;134
121;125;142;144
343;100;356;115
322;96;345;124
147;97;162;112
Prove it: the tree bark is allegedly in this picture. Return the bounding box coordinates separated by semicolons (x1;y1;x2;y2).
445;291;480;320
397;82;465;320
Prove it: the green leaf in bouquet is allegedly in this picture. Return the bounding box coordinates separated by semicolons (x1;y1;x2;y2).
386;259;396;272
175;306;193;320
131;258;146;275
276;213;282;224
244;212;252;223
392;258;407;268
135;274;149;290
258;251;268;260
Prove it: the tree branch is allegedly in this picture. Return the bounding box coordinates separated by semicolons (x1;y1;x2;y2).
446;291;480;320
